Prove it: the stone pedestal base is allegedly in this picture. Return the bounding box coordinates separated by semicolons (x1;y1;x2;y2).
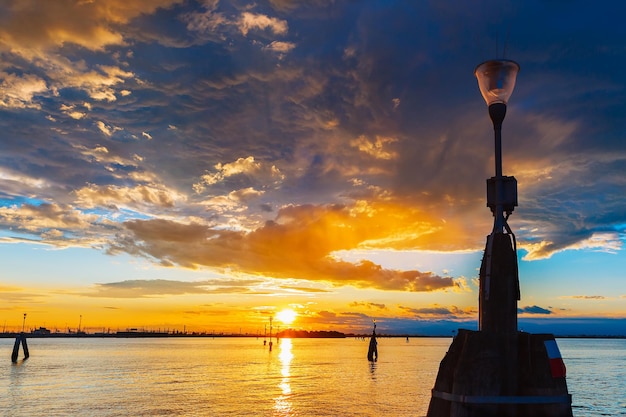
427;330;572;417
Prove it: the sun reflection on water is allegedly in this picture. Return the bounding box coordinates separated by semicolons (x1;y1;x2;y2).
274;338;294;415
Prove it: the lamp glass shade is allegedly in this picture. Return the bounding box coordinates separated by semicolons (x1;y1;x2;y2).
474;60;520;106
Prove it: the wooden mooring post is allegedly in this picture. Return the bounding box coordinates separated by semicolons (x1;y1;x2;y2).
367;321;378;362
11;333;29;363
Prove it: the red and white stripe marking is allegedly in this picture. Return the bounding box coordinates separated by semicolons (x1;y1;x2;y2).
544;339;566;378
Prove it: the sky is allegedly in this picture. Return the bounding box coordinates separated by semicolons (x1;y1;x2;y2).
0;0;624;336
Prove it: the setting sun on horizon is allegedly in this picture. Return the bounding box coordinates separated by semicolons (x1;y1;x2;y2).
275;309;298;326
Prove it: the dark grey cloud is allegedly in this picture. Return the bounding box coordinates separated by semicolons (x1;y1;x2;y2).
518;305;552;315
518;318;626;337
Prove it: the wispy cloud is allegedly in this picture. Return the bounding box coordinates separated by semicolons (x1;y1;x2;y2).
560;295;607;300
84;278;264;298
350;301;387;310
0;289;48;305
238;12;288;36
398;304;477;318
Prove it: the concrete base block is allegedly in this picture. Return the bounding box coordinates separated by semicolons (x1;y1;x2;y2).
427;330;572;417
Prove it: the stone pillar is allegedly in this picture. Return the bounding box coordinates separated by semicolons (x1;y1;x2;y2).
479;232;520;333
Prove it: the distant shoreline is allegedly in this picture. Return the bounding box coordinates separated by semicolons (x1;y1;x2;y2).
1;331;624;339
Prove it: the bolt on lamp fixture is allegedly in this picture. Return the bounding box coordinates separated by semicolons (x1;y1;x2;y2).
474;59;520;233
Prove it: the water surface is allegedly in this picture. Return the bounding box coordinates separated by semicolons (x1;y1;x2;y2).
2;337;624;416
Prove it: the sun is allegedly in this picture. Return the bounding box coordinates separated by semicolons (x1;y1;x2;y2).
275;308;297;325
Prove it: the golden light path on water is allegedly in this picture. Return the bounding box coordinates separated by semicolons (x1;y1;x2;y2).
275;339;294;414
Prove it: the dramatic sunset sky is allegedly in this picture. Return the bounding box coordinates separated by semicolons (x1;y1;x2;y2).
1;0;624;335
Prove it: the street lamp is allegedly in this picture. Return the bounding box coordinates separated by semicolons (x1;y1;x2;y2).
475;60;519;106
474;59;520;333
475;60;520;233
427;60;573;417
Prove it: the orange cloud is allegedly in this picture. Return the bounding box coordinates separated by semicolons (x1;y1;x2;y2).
0;203;98;232
0;1;179;106
0;0;181;54
349;301;387;310
0;286;47;304
0;72;47;108
193;156;284;193
560;295;607;300
74;183;183;210
238;12;288;36
350;135;398;160
109;200;469;292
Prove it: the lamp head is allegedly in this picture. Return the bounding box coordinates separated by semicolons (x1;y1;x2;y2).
474;59;520;106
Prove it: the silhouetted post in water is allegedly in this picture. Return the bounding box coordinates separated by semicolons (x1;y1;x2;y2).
268;316;273;352
427;60;573;417
11;313;29;363
367;321;377;362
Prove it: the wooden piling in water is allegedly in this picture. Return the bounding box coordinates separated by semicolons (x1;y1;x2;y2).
11;333;29;363
21;335;29;359
367;322;377;362
11;337;20;362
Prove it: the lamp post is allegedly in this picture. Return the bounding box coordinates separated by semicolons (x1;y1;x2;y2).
475;60;520;234
474;60;520;334
427;59;573;417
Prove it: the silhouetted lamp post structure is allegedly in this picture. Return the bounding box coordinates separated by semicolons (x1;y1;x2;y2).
475;59;520;334
427;60;573;417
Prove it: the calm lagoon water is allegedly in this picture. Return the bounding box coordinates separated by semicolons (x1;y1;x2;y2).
1;337;624;416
